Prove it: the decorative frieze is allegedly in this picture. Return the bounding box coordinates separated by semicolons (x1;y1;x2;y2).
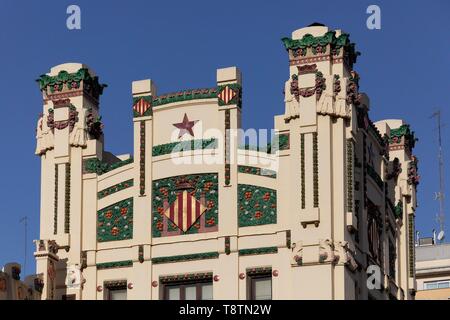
225;109;231;185
281;31;360;67
313;133;319;207
238;247;278;256
83;157;133;175
160;272;213;283
238;184;277;227
237;165;276;179
139;121;145;196
153;88;218;107
96;260;133;270
346;139;354;213
152;138;217;157
389;124;417;153
152;173;218;237
64;163;71;234
97;198;133;242
301;134;305;209
151;252;219;264
37;68;107;101
408;214;415;277
282;31;359;67
54;164;58;235
97;179;134;199
104;280;127;289
246;267;272;276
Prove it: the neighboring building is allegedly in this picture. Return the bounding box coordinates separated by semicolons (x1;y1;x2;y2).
0;263;42;300
33;24;419;300
416;243;450;300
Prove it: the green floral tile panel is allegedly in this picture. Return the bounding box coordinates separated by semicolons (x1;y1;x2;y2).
152;173;218;237
84;158;134;175
97;198;133;242
152;88;218;107
96;260;133;270
238;165;277;179
238;247;278;256
97;179;134;199
152;138;217;157
238;184;277;227
152;252;219;264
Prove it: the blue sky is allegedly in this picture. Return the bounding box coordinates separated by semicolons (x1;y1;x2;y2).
0;0;449;275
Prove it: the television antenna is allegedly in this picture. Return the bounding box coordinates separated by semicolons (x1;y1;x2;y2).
431;110;445;243
19;216;28;276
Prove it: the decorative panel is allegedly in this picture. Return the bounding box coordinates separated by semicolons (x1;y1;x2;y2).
97;198;133;242
97;179;134;199
152;173;218;237
238;184;277;227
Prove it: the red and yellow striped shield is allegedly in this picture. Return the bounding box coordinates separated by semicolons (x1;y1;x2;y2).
133;98;151;116
163;190;207;232
218;85;237;104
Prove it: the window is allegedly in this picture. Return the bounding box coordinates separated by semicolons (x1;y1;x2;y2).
424;280;450;290
104;280;127;300
109;288;127;300
161;274;213;300
247;268;272;300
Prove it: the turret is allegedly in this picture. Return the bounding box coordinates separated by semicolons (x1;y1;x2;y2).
35;63;107;299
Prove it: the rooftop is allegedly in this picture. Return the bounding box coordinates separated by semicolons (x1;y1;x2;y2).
416;243;450;262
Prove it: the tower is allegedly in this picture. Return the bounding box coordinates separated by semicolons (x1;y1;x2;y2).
35;63;106;299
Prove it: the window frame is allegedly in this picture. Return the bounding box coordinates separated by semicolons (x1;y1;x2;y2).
246;268;272;300
424;279;450;290
104;280;127;300
161;276;213;300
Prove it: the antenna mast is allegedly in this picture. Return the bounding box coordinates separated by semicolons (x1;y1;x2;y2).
19;216;28;276
432;110;445;242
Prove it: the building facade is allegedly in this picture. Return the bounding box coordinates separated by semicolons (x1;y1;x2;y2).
416;243;450;299
0;263;42;300
33;24;419;300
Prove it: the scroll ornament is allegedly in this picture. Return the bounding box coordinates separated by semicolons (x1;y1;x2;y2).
35;113;55;155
